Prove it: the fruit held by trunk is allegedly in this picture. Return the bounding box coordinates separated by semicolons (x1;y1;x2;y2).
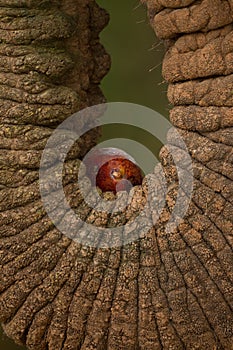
83;147;144;193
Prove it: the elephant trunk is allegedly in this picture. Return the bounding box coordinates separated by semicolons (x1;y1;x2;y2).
0;0;111;348
0;0;232;349
141;0;233;348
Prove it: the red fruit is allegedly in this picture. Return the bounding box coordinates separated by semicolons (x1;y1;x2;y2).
83;147;144;194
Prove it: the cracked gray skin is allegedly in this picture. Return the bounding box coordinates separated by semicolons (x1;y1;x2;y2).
0;0;233;349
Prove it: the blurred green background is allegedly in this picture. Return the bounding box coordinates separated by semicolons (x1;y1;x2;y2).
0;1;168;348
99;0;168;112
98;0;168;173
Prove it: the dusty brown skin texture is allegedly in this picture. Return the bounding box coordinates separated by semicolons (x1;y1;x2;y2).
0;0;233;349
